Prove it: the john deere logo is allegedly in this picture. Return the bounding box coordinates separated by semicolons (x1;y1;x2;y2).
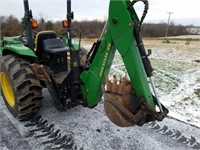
73;61;78;67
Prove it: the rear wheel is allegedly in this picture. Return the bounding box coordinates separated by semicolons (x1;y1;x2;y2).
0;54;43;120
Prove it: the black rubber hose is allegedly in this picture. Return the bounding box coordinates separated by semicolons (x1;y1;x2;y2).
128;0;149;26
134;24;153;77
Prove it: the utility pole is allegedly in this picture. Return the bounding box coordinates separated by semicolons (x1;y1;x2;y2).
165;12;174;41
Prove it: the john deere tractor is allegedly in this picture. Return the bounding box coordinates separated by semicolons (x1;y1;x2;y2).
0;0;168;127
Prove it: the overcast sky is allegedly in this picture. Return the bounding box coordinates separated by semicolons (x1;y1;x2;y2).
0;0;200;26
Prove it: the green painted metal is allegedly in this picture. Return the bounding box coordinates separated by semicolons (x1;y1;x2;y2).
63;37;80;51
71;43;80;51
1;36;36;57
0;37;3;53
109;0;155;108
80;0;156;109
80;29;116;107
3;36;21;42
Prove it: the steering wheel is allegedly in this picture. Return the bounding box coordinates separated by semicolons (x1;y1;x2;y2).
23;30;37;39
21;30;37;46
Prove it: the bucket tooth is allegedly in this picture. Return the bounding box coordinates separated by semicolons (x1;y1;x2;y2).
117;80;124;94
118;77;134;94
105;76;134;94
118;77;128;94
105;76;112;92
112;75;119;93
112;75;117;84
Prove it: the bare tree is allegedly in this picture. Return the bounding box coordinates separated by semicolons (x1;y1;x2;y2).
1;15;22;36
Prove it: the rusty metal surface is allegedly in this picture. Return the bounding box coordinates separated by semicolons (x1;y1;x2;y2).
30;64;51;82
103;76;168;127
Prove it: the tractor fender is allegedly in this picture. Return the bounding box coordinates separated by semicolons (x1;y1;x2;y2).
1;44;37;58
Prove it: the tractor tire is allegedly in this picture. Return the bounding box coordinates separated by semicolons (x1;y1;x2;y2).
0;54;43;120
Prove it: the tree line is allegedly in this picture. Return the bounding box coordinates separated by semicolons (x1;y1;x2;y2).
1;15;191;38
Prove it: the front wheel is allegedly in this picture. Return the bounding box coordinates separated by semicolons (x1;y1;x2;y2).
0;54;43;120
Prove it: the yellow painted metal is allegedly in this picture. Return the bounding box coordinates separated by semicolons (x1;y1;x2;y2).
0;72;15;107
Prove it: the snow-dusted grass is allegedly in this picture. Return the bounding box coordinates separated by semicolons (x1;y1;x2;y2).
165;35;200;40
144;39;200;127
82;38;200;127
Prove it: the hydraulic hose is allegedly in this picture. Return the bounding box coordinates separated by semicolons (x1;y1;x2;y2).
134;24;153;77
128;0;149;26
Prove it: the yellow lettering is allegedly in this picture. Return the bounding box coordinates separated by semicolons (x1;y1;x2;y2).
99;43;111;78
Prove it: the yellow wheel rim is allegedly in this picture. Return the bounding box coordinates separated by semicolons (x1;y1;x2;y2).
0;72;15;107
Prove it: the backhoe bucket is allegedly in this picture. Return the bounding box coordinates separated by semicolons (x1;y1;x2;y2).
104;93;140;127
103;76;140;127
103;76;168;127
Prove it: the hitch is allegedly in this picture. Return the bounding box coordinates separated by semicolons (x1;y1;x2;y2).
31;64;65;111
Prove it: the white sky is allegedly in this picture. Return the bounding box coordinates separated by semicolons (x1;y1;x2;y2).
0;0;200;26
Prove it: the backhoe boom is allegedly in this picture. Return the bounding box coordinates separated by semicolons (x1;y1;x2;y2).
80;0;168;126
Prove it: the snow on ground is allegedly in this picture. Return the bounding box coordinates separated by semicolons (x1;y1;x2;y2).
165;35;200;40
1;91;200;150
0;38;199;150
82;38;200;127
146;39;200;127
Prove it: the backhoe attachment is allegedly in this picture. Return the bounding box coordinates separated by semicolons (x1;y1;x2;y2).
80;0;168;127
102;0;168;127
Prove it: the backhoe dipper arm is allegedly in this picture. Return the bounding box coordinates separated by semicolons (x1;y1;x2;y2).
80;0;168;126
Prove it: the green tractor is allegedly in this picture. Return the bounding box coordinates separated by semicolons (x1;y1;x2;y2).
0;0;168;127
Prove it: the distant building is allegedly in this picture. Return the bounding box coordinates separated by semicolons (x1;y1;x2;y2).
186;27;200;34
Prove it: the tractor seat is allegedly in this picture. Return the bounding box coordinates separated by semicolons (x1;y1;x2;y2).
43;38;70;54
